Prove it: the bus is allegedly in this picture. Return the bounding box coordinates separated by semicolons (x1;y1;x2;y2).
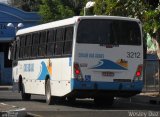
10;16;143;106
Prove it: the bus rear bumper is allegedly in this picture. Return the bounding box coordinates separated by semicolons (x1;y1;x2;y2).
70;79;143;98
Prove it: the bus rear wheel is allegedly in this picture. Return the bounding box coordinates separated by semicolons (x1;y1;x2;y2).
45;79;54;105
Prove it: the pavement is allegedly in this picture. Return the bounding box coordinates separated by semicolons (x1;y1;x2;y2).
0;86;160;117
140;92;160;105
0;85;12;91
0;103;27;117
0;85;27;117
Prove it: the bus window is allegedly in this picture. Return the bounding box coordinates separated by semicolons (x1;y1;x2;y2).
39;31;47;57
32;33;39;57
47;29;55;56
77;20;112;44
12;42;16;60
16;38;20;59
77;19;141;45
25;34;32;58
64;27;73;55
20;35;26;47
55;28;64;56
19;35;26;59
48;29;55;42
113;21;141;45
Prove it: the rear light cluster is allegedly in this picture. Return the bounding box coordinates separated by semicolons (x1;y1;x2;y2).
74;63;83;81
134;65;143;81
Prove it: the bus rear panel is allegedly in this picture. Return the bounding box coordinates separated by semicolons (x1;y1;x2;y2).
70;18;143;98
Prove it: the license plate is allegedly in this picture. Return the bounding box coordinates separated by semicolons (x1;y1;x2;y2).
102;72;114;77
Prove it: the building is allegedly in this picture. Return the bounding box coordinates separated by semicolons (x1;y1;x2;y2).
0;3;41;85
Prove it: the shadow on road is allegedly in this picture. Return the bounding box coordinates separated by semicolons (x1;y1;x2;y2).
0;91;160;111
0;98;22;102
29;97;160;111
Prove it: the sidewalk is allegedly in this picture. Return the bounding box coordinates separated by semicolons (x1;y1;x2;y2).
139;92;160;105
0;103;27;117
0;86;12;91
0;85;27;117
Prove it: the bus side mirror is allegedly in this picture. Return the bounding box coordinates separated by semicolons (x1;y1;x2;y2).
8;46;11;60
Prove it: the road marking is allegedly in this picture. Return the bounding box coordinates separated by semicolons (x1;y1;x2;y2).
0;103;7;105
27;112;42;117
0;103;26;111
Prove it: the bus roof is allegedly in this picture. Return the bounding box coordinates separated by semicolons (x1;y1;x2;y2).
16;16;140;36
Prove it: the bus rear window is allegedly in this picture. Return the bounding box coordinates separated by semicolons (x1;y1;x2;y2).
77;19;141;45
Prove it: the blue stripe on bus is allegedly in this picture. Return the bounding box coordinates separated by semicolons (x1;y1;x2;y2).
90;59;127;70
38;61;50;80
71;79;143;91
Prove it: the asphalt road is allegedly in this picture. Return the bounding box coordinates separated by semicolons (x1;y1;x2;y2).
0;90;160;117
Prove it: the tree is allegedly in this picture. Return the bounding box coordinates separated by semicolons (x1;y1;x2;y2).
39;0;75;23
8;0;85;23
94;0;146;18
7;0;41;12
94;0;160;35
56;0;75;20
61;0;86;15
39;0;57;23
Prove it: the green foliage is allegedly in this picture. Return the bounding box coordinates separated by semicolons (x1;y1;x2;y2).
39;0;84;23
56;2;75;20
39;0;58;23
7;0;41;12
144;10;160;33
61;0;85;15
94;0;146;18
94;0;160;34
9;0;160;33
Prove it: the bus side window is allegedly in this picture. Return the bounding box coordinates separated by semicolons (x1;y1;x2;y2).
39;31;47;57
64;26;73;55
16;39;20;60
32;33;39;58
15;41;17;60
55;28;64;56
13;42;16;60
25;34;32;58
47;29;55;56
19;35;26;59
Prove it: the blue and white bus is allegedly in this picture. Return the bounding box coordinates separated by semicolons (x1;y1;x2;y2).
10;16;143;106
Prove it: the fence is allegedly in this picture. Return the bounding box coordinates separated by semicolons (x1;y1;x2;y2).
143;59;160;93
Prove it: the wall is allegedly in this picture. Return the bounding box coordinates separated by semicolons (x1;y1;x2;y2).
0;3;41;84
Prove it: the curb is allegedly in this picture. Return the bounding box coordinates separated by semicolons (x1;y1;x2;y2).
0;103;27;117
27;112;42;117
0;86;12;91
140;92;160;105
140;92;160;96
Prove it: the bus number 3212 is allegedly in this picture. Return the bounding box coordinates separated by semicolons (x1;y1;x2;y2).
127;52;141;58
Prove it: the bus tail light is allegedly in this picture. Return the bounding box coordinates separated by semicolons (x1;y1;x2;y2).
134;65;143;81
74;63;83;81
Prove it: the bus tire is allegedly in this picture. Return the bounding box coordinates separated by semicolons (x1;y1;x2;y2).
18;76;22;93
21;82;31;101
45;79;54;105
94;97;114;107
